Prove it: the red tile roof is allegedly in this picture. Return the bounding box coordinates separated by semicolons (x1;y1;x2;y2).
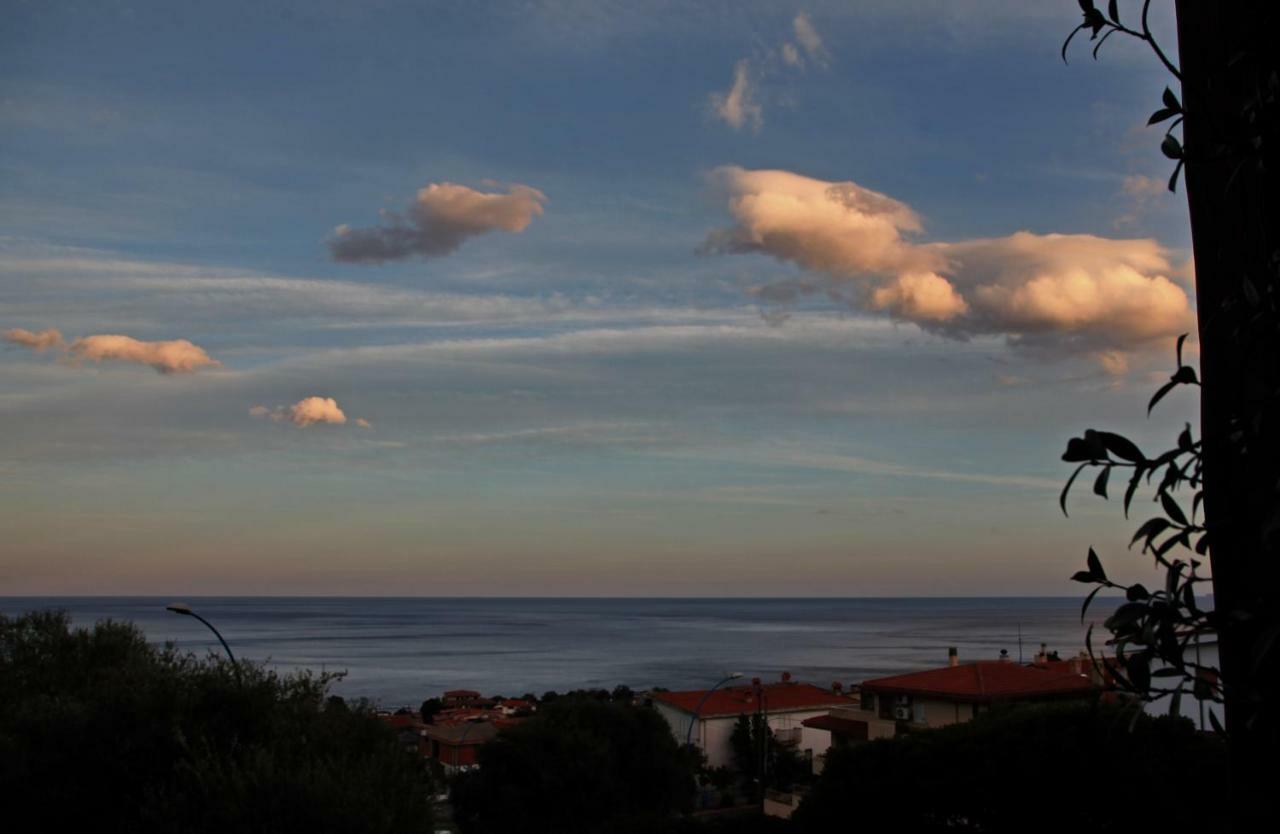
860;661;1095;703
652;683;851;718
801;714;869;740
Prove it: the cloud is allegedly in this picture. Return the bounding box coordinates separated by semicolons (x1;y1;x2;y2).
709;13;831;133
250;396;369;429
67;334;221;374
6;327;219;374
704;165;1193;368
4;328;66;351
709;60;762;132
330;181;546;263
1114;173;1169;227
792;12;829;67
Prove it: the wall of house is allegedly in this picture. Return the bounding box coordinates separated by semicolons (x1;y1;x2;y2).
654;703;843;769
1144;638;1223;732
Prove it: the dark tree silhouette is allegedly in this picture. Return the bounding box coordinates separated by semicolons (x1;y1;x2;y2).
0;610;435;834
1061;3;1279;829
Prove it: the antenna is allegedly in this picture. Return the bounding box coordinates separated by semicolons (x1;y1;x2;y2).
1018;622;1023;664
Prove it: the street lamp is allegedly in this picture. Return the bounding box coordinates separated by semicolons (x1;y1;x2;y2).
686;672;744;746
166;602;241;682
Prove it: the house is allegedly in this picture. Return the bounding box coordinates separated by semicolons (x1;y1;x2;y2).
1141;630;1223;732
651;674;854;768
853;647;1097;731
420;720;501;773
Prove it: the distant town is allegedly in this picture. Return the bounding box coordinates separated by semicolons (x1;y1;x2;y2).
379;640;1222;821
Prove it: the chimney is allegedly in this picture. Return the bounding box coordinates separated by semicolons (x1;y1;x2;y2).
1036;642;1048;664
948;647;959;668
999;649;1011;663
831;681;843;693
781;671;792;683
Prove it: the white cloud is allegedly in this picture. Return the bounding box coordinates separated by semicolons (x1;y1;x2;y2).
6;326;220;374
251;396;368;428
330;181;546;263
704;165;1193;368
4;327;65;351
792;12;829;67
709;60;763;132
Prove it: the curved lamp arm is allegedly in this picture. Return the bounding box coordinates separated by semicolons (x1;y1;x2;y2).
166;602;241;683
685;672;744;746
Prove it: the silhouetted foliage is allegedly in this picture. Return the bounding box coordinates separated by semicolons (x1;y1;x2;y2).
1061;5;1280;826
0;610;434;834
419;696;443;723
450;696;696;834
793;702;1224;833
729;713;808;796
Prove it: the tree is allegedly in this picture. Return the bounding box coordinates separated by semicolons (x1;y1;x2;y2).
0;610;435;834
450;696;695;834
728;713;808;797
1060;4;1279;827
420;696;443;723
793;702;1224;833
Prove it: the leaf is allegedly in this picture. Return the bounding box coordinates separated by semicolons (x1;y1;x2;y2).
1126;583;1150;601
1125;652;1152;692
1178;424;1194;452
1130;517;1171;548
1147;107;1178;125
1161;492;1188;526
1060;462;1089;517
1162;87;1181;111
1166;560;1185;597
1161;134;1183;159
1195;532;1211;555
1061;24;1086;64
1175;334;1188;367
1072;570;1098;584
1242;276;1260;306
1148;380;1178;415
1099;432;1145;463
1123;468;1144;517
1106;602;1148;631
1209;709;1226;736
1087;547;1107;583
1081;585;1103;623
1093;466;1111;499
1168;159;1184;193
1172;365;1199;386
1107;0;1120;23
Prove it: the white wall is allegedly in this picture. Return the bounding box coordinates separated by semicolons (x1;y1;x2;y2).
654;702;843;769
1143;637;1223;732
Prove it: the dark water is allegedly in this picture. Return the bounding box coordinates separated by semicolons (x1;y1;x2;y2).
0;597;1096;707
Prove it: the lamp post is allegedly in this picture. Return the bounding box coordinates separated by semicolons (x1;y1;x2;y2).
685;672;744;747
166;602;241;683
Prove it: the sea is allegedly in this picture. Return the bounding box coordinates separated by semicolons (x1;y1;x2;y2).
0;597;1101;708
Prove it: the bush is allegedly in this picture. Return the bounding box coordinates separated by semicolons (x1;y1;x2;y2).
451;695;696;834
792;701;1225;834
0;610;434;834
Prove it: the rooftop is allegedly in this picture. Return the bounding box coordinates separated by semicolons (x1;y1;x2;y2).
652;682;851;718
801;714;870;740
860;661;1095;703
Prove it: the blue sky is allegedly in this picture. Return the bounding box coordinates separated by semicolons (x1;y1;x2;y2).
0;1;1198;595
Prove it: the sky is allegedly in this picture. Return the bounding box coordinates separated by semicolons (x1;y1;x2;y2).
0;0;1199;596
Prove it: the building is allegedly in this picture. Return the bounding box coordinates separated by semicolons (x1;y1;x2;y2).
854;648;1097;731
1141;630;1223;732
420;720;501;773
651;674;854;768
